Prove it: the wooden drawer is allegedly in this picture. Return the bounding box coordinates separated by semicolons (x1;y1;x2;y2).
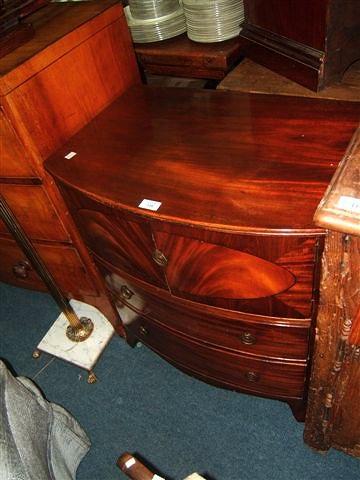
0;237;97;297
132;317;307;400
105;271;310;361
0;185;70;242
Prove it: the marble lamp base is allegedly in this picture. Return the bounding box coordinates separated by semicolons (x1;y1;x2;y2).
35;299;114;382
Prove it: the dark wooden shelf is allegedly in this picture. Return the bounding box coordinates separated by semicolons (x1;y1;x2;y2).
135;33;243;80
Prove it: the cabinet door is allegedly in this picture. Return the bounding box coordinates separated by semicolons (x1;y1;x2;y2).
153;230;319;319
73;208;167;288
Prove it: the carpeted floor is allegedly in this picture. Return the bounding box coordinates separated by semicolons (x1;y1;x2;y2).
1;282;359;480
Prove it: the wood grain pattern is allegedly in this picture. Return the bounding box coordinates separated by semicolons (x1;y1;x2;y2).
105;271;310;361
304;233;360;456
1;10;140;163
135;33;242;80
75;209;166;288
133;316;307;400
0;185;70;242
0;236;98;296
45;87;360;421
0;1;139;328
0;108;38;178
45;86;359;233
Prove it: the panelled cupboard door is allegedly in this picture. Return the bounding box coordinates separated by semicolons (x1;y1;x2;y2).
153;230;320;319
73;207;167;288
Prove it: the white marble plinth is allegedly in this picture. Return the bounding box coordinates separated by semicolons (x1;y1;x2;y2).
37;299;114;371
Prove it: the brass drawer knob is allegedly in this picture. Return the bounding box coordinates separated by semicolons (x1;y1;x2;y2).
152;249;168;267
240;331;257;345
245;371;260;383
120;285;134;300
139;325;148;337
12;260;32;279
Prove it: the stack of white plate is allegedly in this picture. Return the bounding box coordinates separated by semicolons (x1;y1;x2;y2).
128;0;180;20
183;0;244;43
125;1;187;44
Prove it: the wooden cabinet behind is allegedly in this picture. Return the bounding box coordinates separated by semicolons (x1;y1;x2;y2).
0;0;140;330
240;0;360;91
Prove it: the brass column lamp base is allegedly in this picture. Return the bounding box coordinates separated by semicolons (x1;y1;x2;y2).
66;317;94;342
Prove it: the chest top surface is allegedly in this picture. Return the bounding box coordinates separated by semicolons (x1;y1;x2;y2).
45;86;360;234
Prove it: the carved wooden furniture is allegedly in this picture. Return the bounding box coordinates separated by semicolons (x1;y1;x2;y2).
45;86;359;421
304;127;360;457
218;59;360;102
239;0;360;92
135;33;243;80
0;0;140;330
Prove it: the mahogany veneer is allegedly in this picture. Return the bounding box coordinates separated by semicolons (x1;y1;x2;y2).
45;86;360;420
0;0;140;330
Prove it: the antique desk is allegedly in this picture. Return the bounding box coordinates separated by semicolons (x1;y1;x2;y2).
0;0;140;330
45;86;359;421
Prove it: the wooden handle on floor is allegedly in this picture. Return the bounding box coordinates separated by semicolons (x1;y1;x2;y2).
117;452;161;480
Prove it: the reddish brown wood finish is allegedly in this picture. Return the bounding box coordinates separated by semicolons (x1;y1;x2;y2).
117;453;155;480
305;128;360;456
0;185;69;242
0;236;98;296
135;316;307;399
240;0;360;91
45;86;360;420
45;86;359;232
0;0;140;330
218;59;360;103
135;33;243;80
104;270;310;361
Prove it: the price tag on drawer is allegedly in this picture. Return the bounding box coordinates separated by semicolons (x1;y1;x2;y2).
138;199;162;211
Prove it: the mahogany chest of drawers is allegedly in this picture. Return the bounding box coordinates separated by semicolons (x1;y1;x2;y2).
45;86;360;420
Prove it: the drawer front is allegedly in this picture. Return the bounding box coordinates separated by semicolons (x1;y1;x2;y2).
153;229;320;319
133;317;307;400
0;185;70;242
105;272;310;361
0;237;97;297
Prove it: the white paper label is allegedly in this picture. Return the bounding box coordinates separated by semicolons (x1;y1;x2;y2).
337;196;360;214
152;475;166;480
124;458;136;469
64;151;77;159
138;199;162;211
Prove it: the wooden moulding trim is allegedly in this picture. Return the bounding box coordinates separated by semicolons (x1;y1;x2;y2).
56;181;326;238
0;3;124;96
240;24;325;70
0;177;42;185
